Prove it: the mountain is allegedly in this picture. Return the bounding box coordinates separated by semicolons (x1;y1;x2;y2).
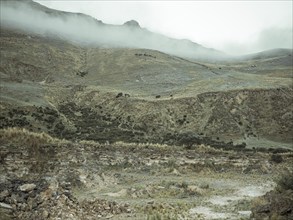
224;48;293;78
1;2;293;220
0;0;292;149
0;0;226;61
238;48;292;61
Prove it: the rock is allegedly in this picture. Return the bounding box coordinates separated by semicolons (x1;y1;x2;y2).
104;206;111;210
19;183;36;192
270;154;283;163
105;189;127;197
116;93;123;98
254;204;270;213
171;168;181;176
123;20;140;28
187;185;204;196
10;193;19;204
147;200;154;205
0;202;13;209
0;190;10;200
251;189;293;219
199;183;209;189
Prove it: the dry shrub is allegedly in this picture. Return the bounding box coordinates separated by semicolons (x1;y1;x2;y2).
0;127;66;147
277;172;293;191
113;141;170;150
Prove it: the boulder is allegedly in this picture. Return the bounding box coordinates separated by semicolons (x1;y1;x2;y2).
19;184;36;192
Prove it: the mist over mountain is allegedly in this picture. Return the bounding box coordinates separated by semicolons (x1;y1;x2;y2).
0;1;292;219
0;0;226;60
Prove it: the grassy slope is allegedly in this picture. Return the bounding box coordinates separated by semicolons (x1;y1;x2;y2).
0;27;292;147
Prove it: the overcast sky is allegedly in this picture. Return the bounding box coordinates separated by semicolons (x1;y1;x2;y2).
35;0;292;55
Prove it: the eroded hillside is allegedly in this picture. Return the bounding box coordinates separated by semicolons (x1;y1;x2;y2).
1;2;293;220
1;28;292;149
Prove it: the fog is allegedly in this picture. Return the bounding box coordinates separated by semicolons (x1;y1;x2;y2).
0;0;225;60
1;0;292;60
34;0;292;56
220;27;293;55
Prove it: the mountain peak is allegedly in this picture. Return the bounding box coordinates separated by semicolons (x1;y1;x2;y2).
123;20;140;28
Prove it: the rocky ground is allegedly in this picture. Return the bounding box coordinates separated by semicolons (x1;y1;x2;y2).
0;8;292;220
0;128;292;219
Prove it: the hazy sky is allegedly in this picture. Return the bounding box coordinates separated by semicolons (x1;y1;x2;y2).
35;0;292;55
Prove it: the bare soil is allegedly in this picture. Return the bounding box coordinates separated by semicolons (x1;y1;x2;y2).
1;129;292;219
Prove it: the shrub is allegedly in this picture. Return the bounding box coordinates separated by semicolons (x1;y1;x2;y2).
277;172;293;191
270;154;283;163
0;127;66;147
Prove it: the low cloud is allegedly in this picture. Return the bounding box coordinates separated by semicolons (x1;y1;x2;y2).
221;27;292;55
256;27;292;51
1;1;291;58
0;0;225;60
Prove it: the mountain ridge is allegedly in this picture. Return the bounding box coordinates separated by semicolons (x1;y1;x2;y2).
0;0;227;61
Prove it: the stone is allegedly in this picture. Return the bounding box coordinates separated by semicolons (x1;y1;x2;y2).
0;202;13;209
199;183;209;189
19;183;36;192
104;206;111;210
147;200;154;205
123;20;140;28
105;189;128;197
187;185;204;196
171;168;181;176
0;190;10;200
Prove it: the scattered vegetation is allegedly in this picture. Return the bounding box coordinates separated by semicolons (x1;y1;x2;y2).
270;154;283;163
0;127;66;147
147;212;178;220
76;70;88;77
276;172;293;191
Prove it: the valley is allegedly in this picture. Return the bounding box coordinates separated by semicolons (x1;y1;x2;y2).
0;1;292;219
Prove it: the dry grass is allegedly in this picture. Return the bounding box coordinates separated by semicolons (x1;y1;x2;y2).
276;172;293;191
113;141;170;150
0;127;68;147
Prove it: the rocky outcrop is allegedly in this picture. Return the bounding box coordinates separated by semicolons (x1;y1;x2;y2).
251;190;293;219
0;179;130;220
123;20;141;28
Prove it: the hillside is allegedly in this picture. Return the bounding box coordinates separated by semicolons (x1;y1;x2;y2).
0;27;292;148
0;1;293;220
221;48;293;78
